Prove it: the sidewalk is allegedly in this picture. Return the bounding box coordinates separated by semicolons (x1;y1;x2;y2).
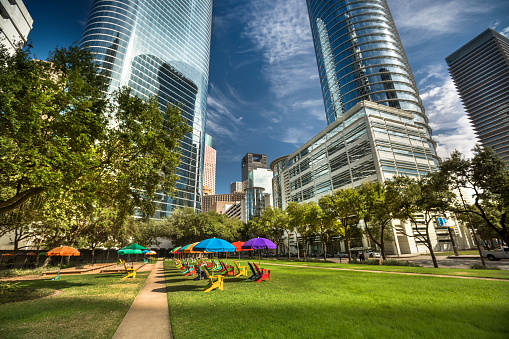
113;259;172;339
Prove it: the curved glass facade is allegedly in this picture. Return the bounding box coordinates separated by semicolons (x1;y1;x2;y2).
80;0;213;216
306;0;428;128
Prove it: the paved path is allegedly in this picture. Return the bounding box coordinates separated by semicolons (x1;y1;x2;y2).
112;259;172;339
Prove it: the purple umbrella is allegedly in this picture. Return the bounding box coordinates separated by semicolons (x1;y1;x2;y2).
242;238;276;265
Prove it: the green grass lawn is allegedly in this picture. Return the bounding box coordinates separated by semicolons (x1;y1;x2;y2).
258;259;509;280
0;272;148;338
165;261;509;339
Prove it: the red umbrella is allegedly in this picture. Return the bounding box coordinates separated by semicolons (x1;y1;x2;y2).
231;241;254;263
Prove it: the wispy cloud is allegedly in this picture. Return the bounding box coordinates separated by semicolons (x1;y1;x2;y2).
388;0;500;45
206;83;245;140
500;26;509;38
241;0;325;144
418;63;478;158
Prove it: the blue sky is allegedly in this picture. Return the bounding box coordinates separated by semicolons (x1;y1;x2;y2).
24;0;509;195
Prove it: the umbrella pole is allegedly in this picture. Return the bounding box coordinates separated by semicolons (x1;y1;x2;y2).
259;249;261;266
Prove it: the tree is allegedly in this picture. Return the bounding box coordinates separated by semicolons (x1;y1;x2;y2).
357;182;394;260
440;146;509;247
0;43;191;221
320;189;360;261
286;202;309;260
0;43;107;215
247;207;287;257
390;174;453;268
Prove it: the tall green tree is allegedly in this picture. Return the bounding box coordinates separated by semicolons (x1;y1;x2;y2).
320;189;360;261
390;174;453;268
357;182;394;259
0;43;191;221
286;202;309;260
440;146;509;247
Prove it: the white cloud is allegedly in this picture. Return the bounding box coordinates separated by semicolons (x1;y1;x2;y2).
500;26;509;38
418;63;478;158
241;0;326;144
388;0;500;45
206;83;244;140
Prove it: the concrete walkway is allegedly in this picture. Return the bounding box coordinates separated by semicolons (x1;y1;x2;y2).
113;259;172;339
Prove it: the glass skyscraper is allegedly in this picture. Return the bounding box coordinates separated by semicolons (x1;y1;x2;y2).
306;0;428;130
80;0;213;216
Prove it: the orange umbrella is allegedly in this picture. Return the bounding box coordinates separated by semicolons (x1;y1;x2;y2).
46;246;80;257
2;253;14;256
45;246;80;281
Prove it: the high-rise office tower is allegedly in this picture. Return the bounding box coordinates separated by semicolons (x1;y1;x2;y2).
241;153;267;189
270;0;447;255
446;28;509;167
203;134;216;195
306;0;427;129
80;0;213;216
0;0;32;54
230;182;243;193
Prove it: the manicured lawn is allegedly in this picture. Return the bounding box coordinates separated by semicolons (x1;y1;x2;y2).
0;272;148;338
260;259;509;280
165;261;509;338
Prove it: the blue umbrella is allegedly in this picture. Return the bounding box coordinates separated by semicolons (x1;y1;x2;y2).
194;238;235;252
194;238;235;263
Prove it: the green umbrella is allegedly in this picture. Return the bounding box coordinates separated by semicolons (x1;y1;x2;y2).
118;243;147;266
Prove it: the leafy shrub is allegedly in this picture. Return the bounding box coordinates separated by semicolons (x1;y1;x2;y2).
470;263;501;270
0;282;21;295
0;267;48;278
382;259;422;267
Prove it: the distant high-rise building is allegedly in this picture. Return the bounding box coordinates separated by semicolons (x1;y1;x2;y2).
203;134;216;195
230;181;242;193
241;153;267;189
0;0;32;54
446;28;509;166
202;192;245;214
248;168;273;195
80;0;213;216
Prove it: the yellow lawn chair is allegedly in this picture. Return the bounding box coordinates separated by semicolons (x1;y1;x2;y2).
203;266;223;292
119;260;137;279
234;261;248;277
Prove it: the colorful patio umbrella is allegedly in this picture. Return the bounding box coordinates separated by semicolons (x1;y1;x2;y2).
231;241;254;262
170;246;182;253
194;238;235;263
118;243;147;266
178;244;192;253
27;252;37;256
145;250;157;256
2;253;14;256
242;238;276;265
183;242;202;254
45;246;81;281
194;238;235;252
46;246;81;257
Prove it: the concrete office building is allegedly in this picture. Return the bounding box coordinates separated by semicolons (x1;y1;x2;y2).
0;0;32;54
203;134;216;195
80;0;213;216
446;28;509;167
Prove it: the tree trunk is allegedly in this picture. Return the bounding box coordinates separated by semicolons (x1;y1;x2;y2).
322;241;327;261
